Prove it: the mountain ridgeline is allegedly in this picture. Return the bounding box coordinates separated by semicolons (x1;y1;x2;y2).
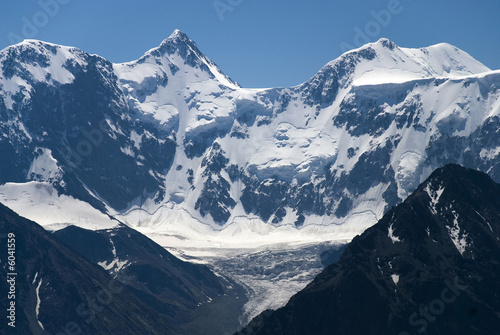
52;224;246;334
0;202;246;335
236;164;500;335
0;30;499;238
0;203;179;335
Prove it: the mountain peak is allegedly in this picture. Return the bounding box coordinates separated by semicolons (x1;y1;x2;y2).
147;29;198;58
1;38;61;59
125;29;240;90
0;38;93;85
168;28;188;40
416;164;500;217
425;163;476;182
163;28;193;48
311;38;490;88
373;37;398;50
419;164;494;197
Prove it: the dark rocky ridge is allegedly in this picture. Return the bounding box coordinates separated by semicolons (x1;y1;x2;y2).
236;164;500;335
52;224;247;335
0;202;179;335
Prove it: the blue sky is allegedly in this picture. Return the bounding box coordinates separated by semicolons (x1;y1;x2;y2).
1;0;499;88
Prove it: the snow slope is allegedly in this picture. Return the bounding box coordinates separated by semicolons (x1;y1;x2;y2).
107;37;499;254
1;32;499;250
0;182;120;231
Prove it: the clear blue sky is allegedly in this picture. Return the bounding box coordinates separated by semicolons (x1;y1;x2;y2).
1;0;499;88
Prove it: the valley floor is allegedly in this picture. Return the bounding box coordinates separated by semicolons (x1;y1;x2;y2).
157;240;346;326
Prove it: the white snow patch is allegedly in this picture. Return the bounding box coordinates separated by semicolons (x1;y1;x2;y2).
447;211;469;255
480;147;500;160
396;152;422;199
120;146;135;157
388;223;402;243
425;184;445;215
391;274;400;285
0;182;120;231
98;258;130;272
130;130;143;149
35;278;44;330
27;148;63;182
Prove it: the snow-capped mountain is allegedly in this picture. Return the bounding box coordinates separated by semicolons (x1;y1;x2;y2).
1;30;500;323
236;164;500;334
0;30;498;249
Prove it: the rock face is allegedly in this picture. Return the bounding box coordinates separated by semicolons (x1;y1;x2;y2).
52;224;246;334
235;164;500;335
0;202;179;335
1;31;499;240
